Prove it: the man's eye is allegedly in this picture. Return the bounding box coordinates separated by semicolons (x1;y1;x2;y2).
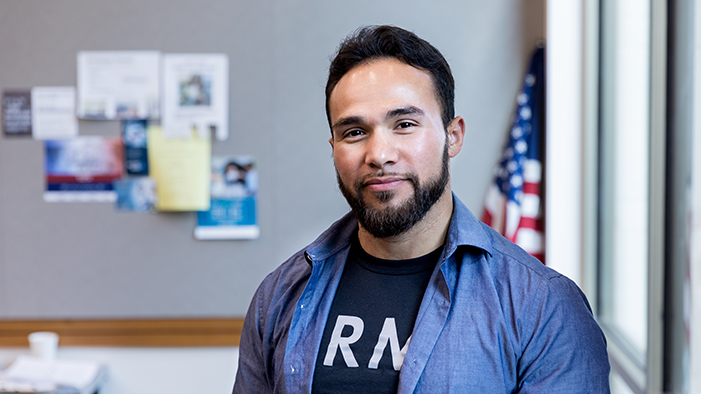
346;129;364;138
397;122;415;129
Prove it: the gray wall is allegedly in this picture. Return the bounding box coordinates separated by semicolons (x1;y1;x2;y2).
0;0;544;319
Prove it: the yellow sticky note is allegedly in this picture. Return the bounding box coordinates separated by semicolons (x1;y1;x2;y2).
147;126;211;211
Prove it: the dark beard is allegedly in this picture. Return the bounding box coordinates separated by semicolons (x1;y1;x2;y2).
336;142;450;239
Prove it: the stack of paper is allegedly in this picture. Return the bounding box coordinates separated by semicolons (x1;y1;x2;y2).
0;355;107;394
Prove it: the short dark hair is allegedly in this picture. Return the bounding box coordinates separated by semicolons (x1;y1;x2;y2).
325;25;455;130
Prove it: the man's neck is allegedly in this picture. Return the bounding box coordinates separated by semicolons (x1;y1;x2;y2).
357;189;454;260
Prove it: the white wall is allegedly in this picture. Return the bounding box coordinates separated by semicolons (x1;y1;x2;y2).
545;0;584;287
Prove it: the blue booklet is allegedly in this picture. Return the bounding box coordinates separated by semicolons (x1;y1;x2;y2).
122;119;149;175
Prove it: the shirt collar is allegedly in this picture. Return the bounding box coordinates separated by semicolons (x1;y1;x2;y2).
304;211;358;264
444;192;493;258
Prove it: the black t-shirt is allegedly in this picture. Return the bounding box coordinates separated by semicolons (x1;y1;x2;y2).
311;235;441;394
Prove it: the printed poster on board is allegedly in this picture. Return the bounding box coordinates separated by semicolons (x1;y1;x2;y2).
194;156;259;240
44;137;124;202
31;87;78;140
162;54;229;141
114;177;157;212
77;51;160;120
2;90;32;137
122;120;149;175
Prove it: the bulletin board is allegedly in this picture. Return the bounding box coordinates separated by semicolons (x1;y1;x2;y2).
0;0;544;343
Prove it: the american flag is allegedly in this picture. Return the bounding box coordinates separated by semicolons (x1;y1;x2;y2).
481;47;545;264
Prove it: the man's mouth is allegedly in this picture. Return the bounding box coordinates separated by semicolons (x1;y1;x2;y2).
362;176;406;192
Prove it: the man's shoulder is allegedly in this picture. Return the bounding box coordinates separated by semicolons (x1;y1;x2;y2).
254;211;357;305
449;195;554;279
258;249;312;296
471;221;594;322
480;222;554;279
452;214;586;313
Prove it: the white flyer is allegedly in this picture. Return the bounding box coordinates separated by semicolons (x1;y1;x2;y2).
31;86;78;140
77;50;160;120
162;53;229;140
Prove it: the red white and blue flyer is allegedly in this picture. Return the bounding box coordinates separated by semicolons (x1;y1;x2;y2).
44;137;124;202
194;155;259;240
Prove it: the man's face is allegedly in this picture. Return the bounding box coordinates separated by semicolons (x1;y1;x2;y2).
328;58;455;238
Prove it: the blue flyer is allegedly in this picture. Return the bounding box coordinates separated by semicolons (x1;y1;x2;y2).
114;177;157;212
122;119;149;175
195;156;259;240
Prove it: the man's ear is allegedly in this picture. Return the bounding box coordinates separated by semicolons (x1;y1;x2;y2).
447;116;465;158
328;137;334;150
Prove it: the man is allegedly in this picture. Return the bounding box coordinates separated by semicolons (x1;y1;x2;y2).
233;25;610;393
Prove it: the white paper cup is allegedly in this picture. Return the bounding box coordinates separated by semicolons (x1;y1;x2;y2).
28;331;59;360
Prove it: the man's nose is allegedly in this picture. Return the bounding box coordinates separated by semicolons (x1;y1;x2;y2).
364;130;398;169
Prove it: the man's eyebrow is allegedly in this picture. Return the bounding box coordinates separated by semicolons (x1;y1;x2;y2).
331;106;425;131
386;106;425;119
331;116;364;131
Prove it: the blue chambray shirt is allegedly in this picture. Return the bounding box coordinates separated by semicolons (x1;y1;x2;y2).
233;194;610;393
